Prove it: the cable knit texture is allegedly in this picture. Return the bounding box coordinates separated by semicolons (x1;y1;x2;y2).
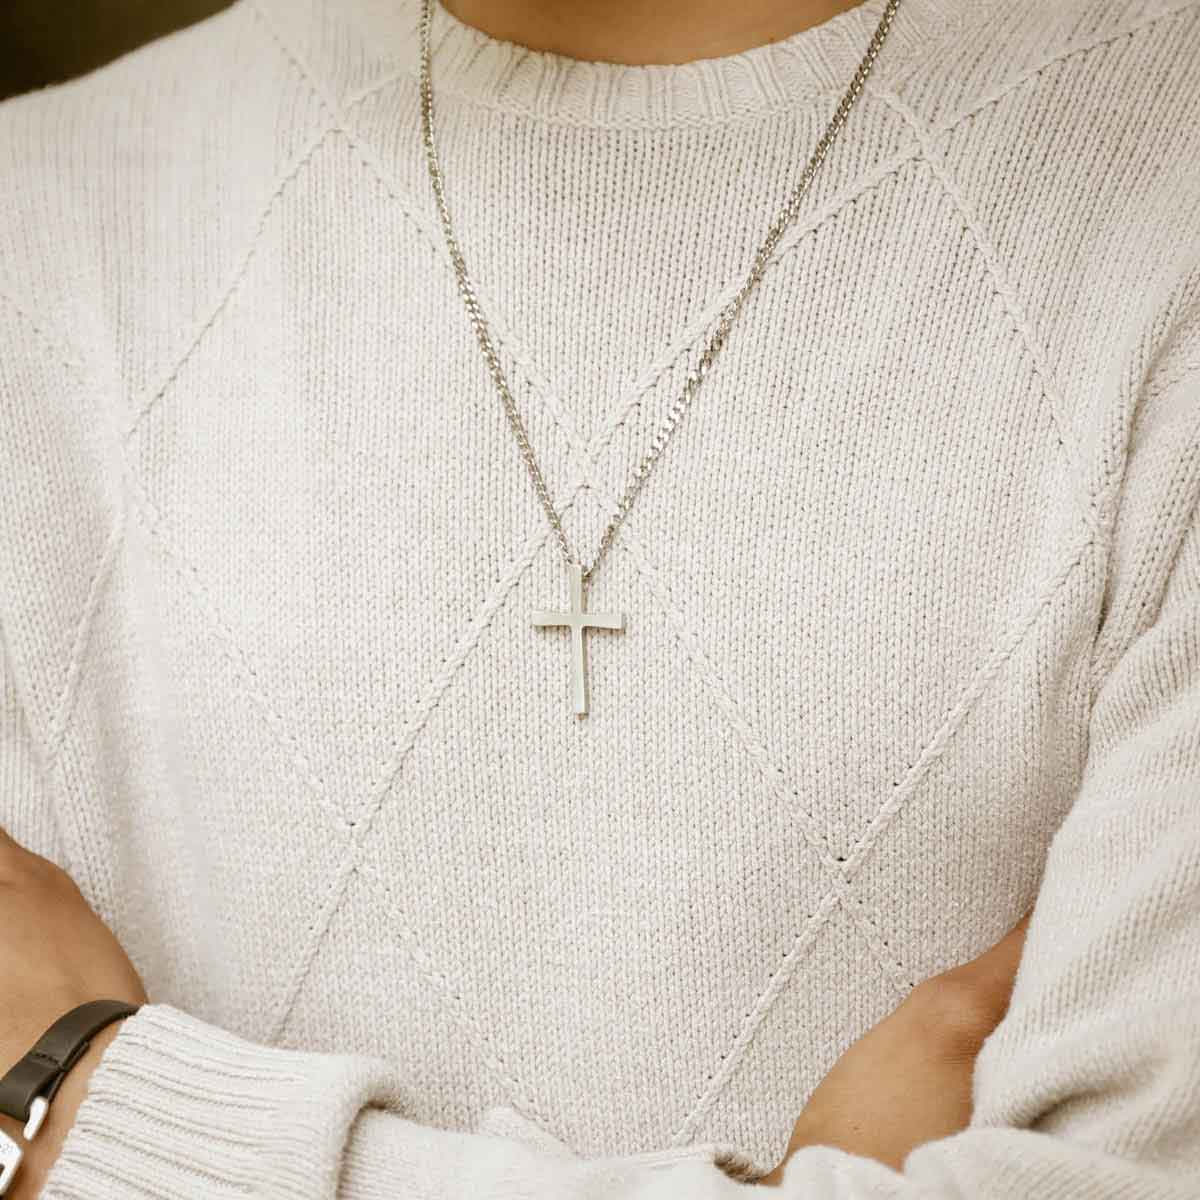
1;0;1199;1194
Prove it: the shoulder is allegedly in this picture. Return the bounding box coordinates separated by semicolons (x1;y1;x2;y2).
875;0;1200;302
0;1;338;722
901;0;1200;224
906;0;1200;171
0;0;327;392
900;0;1200;443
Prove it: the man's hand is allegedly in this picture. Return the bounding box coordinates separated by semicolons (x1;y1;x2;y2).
0;827;147;1197
759;910;1032;1186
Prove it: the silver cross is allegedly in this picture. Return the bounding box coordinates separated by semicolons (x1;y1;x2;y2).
532;562;624;716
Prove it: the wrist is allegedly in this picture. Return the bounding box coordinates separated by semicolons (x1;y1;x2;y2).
1;1019;128;1199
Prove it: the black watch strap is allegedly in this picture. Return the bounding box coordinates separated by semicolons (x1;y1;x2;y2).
0;999;141;1128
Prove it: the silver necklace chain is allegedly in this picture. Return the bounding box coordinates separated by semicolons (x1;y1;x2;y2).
418;0;902;585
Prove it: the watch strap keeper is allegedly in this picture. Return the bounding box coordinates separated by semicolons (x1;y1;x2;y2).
0;999;141;1136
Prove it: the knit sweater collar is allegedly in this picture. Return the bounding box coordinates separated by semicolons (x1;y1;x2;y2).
257;0;972;127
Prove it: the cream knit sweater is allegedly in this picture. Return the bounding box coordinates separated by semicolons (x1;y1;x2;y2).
1;0;1199;1195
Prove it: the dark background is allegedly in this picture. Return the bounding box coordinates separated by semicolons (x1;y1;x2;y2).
0;1;232;100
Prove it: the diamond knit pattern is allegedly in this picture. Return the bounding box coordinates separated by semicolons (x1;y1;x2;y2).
1;0;1199;1196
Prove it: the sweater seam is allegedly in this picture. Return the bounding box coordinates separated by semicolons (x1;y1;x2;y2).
0;614;79;882
859;86;1101;542
1086;373;1200;707
0;290;134;893
1085;249;1200;702
0;285;89;401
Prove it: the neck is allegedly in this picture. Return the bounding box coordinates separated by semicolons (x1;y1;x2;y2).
437;0;870;66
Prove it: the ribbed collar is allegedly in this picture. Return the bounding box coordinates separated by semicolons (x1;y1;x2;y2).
256;0;975;127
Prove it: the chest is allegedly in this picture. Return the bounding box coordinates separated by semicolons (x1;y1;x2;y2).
85;185;1107;1163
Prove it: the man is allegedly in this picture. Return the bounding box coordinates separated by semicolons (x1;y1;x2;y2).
0;0;1197;1195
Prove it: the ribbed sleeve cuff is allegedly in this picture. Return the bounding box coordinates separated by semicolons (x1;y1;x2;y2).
39;1003;398;1200
39;1004;761;1200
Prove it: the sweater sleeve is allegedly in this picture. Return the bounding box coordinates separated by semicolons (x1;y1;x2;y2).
37;367;1200;1199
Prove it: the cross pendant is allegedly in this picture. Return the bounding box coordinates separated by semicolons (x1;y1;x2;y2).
532;562;624;716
